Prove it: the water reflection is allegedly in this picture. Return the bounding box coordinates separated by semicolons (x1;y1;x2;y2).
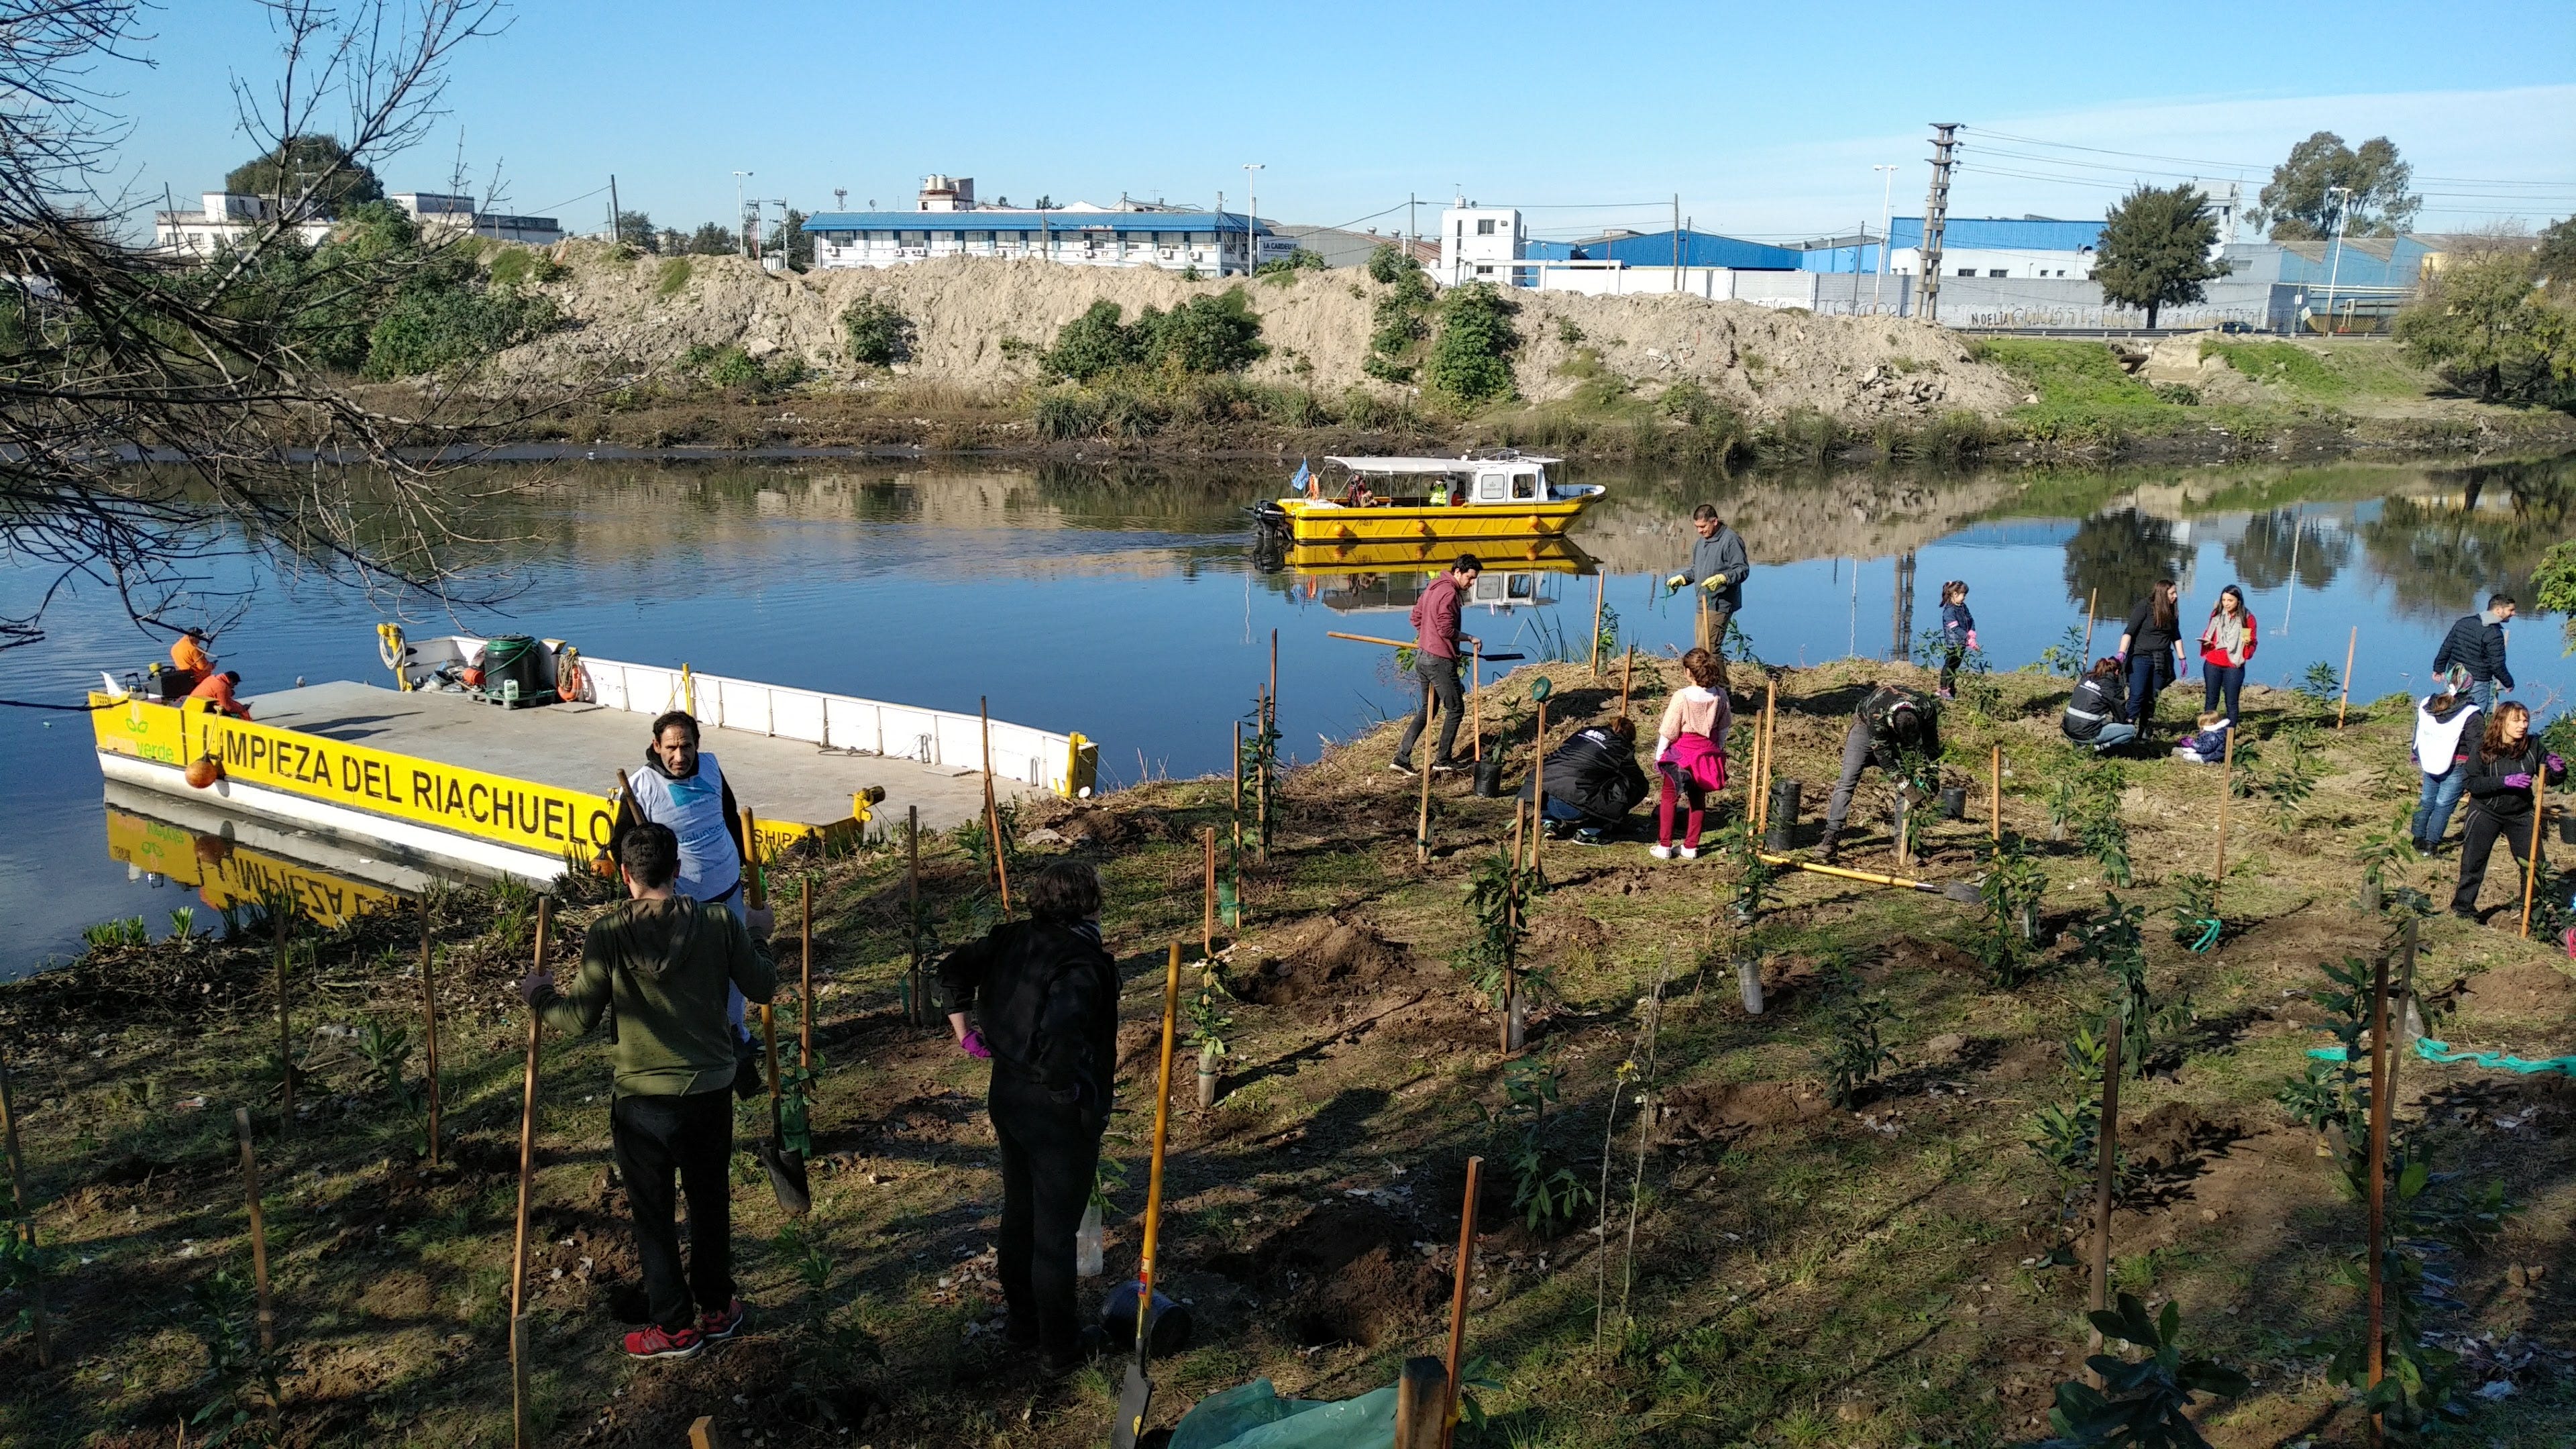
2227;509;2351;592
2358;456;2573;622
2063;509;2197;617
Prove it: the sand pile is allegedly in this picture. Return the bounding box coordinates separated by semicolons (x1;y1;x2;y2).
496;244;2025;422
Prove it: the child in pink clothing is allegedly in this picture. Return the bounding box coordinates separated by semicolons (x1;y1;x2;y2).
1653;648;1733;859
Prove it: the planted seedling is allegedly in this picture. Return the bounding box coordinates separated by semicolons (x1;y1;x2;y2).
1815;959;1897;1110
2353;808;2421;914
1454;836;1544;1011
2167;873;2222;954
1487;1057;1594;1235
2074;895;2184;1079
2328;1148;2512;1438
1975;833;2051;986
2043;1293;2249;1448
166;1265;282;1446
2294;659;2344;718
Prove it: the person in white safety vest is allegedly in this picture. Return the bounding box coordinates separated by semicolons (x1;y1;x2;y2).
616;710;775;1095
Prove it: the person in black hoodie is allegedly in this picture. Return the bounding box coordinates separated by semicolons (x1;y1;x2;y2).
938;859;1120;1375
2115;579;2186;733
1525;715;1652;844
2449;701;2566;921
2431;594;2517;709
2061;657;2139;753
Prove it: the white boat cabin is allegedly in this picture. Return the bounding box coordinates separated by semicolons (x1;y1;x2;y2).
1318;455;1567;504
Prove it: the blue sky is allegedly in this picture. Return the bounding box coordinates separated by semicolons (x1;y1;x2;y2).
111;1;2576;244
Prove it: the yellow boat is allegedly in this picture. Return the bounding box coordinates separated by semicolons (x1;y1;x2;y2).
91;631;1097;888
1256;454;1603;543
1266;534;1597;574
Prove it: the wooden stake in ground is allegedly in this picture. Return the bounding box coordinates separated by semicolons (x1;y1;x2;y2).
1439;1156;1485;1449
1470;641;1483;761
799;877;814;1072
1232;720;1244;867
2212;725;2238;881
1416;682;1436;866
2337;625;2357;730
2365;947;2392;1421
2085;1008;2125;1382
510;896;550;1449
1990;744;2003;843
271;902;294;1140
1256;687;1272;862
1590;572;1605;676
1619;646;1635;717
1755;682;1778;836
2520;769;2548;940
979;697;1012;914
1393;1356;1450;1449
905;805;923;1026
231;1107;276;1352
1527;696;1549;881
2082;587;2098;661
1202;827;1217;960
419;902;441;1171
0;1046;48;1366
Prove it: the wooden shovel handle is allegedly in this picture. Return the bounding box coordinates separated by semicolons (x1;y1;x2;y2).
739;806;765;910
1134;943;1183;1356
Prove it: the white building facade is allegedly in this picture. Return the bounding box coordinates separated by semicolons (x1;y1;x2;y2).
1438;203;1527;286
154;190;560;261
804;174;1293;276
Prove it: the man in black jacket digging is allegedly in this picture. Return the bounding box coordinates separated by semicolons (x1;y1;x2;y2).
939;860;1120;1376
2432;594;2516;710
1525;716;1651;844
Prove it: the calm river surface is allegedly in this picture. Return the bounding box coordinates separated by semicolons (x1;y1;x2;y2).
5;452;2571;977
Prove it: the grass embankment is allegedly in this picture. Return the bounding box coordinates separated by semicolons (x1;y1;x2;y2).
3;659;2573;1448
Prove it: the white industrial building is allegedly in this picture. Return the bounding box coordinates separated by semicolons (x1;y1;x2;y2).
153;189;561;261
803;174;1295;276
1439;203;1530;286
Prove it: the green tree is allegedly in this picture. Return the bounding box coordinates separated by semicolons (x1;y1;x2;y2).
2536;216;2576;287
2094;184;2225;327
614;209;657;251
841;296;914;367
686;222;736;256
2535;539;2576;653
2394;250;2576;408
764;208;814;270
1424;282;1519;407
225;134;384;213
1135;288;1267;374
1041;301;1142;381
2250;132;2421;240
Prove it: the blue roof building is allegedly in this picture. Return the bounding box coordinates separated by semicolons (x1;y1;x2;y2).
1525;228;1804;270
1887;216;2106;252
802;188;1289;276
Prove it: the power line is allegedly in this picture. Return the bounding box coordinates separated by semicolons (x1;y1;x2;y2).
1966;126;2573;189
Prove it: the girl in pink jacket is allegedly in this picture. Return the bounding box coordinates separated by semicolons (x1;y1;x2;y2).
1653;648;1733;859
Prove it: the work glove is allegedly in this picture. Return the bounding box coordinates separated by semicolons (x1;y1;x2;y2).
2503;773;2533;791
2548;753;2565;774
1702;573;1727;591
1965;630;1978;651
1664;574;1688;594
959;1029;991;1060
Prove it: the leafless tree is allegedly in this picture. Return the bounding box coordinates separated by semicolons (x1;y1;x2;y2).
0;0;541;684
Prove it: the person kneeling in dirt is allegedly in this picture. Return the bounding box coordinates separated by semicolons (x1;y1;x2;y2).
1523;714;1650;845
938;859;1119;1377
1819;683;1939;864
2061;657;2137;755
2448;702;2565;924
520;822;775;1362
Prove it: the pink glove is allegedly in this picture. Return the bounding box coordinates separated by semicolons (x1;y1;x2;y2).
1965;630;1979;651
2549;754;2565;774
2502;773;2533;791
959;1029;991;1059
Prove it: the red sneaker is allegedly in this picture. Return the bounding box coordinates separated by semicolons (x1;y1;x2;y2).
622;1324;703;1360
696;1299;747;1342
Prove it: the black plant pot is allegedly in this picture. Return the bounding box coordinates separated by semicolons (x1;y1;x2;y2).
1938;785;1969;820
1474;755;1506;798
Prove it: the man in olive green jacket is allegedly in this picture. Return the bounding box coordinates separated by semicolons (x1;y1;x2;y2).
521;822;775;1360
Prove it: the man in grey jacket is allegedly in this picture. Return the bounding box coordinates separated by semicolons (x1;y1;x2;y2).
1668;504;1751;653
2431;594;2516;709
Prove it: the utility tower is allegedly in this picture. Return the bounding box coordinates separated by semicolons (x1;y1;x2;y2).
1919;123;1960;323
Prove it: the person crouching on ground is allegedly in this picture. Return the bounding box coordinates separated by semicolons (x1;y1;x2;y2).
2061;657;2137;753
938;859;1119;1377
1819;682;1939;864
2173;710;2233;764
2410;667;2480;853
1935;580;1976;700
2449;702;2565;923
1525;714;1650;846
1652;648;1732;861
189;669;252;719
519;822;775;1361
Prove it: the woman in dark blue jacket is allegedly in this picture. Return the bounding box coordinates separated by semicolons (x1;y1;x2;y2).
2449;702;2565;921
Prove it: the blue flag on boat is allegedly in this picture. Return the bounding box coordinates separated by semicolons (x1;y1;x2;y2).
1288;458;1309;494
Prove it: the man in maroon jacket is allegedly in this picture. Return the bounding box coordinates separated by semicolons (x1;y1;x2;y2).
1392;555;1482;775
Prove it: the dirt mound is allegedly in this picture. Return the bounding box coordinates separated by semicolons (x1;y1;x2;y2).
1529;910;1611;965
2461;961;2576;1019
2125;1102;2248;1175
1234;919;1420;1005
1050;806;1137;849
1988;1039;2063;1083
1884;935;1983;978
1659;1080;1831;1142
494;248;2025;423
1203;1198;1448;1348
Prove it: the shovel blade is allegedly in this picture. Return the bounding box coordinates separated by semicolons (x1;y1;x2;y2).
1111;1358;1152;1449
757;1136;812;1218
1938;880;1986;904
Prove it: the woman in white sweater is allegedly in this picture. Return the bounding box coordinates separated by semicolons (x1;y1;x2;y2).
1652;648;1733;859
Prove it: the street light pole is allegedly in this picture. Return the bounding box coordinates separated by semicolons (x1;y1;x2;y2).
1242;162;1265;275
1872;164;1899;313
733;170;755;259
2322;184;2352;335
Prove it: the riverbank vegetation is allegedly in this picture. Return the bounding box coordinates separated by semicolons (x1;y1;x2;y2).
5;651;2571;1448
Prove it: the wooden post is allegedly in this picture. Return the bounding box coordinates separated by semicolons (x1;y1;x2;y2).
1470;641;1483;761
1590;572;1605;676
272;902;294;1140
2213;726;2237;881
1232;721;1244;864
1439;1156;1484;1449
2082;588;2098;661
904;806;922;1026
2336;625;2357;730
1395;1356;1450;1449
232;1107;275;1352
1256;687;1272;862
1756;683;1777;835
1527;698;1548;880
419;903;441;1171
511;898;549;1449
799;876;814;1071
1203;828;1218;960
2520;770;2547;939
0;1048;47;1366
1416;683;1436;866
1990;744;2003;843
687;1416;715;1449
2365;945;2394;1433
2086;1009;2124;1382
979;697;1011;914
1619;647;1635;717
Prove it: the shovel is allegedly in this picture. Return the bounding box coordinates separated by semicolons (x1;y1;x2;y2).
740;811;810;1216
1758;851;1984;904
1112;942;1185;1449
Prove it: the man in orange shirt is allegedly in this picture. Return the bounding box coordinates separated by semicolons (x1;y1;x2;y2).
167;628;215;692
189;669;252;719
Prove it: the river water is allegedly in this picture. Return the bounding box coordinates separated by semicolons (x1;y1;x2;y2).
5;452;2571;977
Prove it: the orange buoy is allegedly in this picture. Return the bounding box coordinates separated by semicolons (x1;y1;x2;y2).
184;756;222;789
